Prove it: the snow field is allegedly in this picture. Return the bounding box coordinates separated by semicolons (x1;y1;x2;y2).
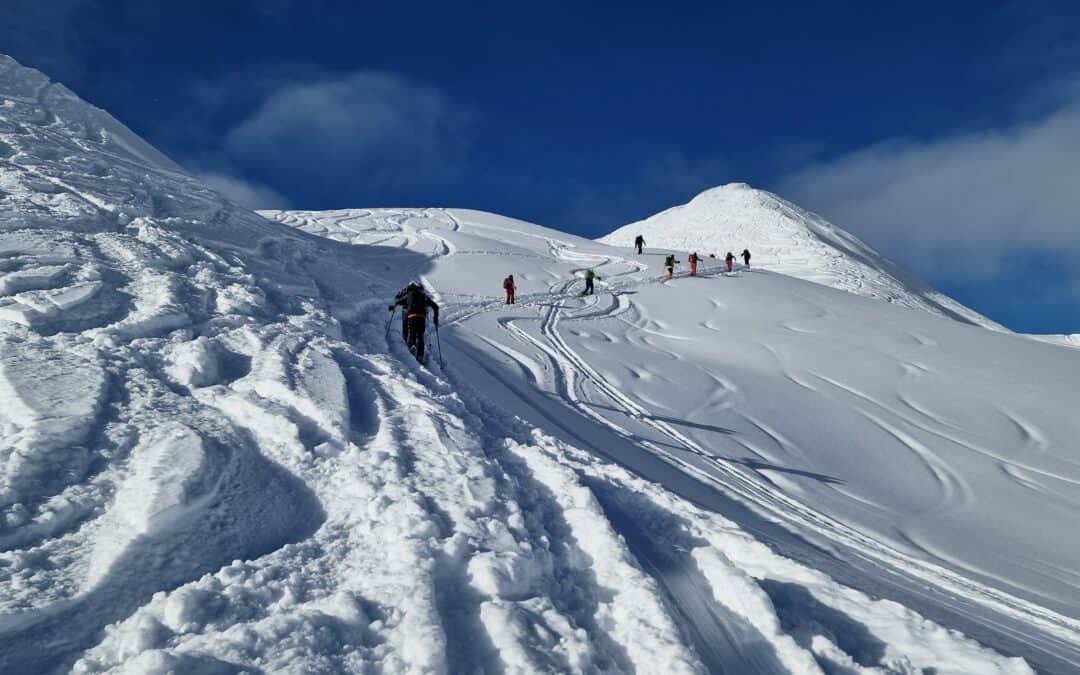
267;206;1080;672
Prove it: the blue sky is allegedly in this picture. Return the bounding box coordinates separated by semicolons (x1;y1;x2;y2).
4;1;1080;333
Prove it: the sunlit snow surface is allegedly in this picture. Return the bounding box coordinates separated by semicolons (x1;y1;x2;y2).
601;183;1008;331
0;53;1076;673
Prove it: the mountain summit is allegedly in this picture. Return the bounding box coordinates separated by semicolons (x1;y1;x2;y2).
601;183;1004;330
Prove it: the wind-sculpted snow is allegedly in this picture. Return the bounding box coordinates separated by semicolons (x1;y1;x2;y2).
600;183;1007;331
0;52;1067;673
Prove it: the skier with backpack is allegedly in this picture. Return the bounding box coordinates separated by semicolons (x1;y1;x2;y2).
503;274;516;304
664;254;679;280
725;252;736;273
741;248;751;268
583;268;599;295
390;282;440;363
634;234;646;255
688;251;701;277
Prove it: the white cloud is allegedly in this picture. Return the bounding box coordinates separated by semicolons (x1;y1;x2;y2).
197;171;292;210
223;71;468;192
778;95;1080;281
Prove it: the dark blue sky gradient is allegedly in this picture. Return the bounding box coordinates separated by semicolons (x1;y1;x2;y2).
4;1;1080;332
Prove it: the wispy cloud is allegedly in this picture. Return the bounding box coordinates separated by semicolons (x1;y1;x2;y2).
222;71;470;200
778;89;1080;282
196;171;292;210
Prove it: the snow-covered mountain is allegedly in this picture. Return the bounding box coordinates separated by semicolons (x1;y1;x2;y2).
2;53;1079;674
601;183;1006;330
1029;333;1080;350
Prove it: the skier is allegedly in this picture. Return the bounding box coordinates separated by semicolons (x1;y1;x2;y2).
390;282;440;363
741;248;751;268
583;268;599;295
634;234;646;255
664;254;679;280
725;252;736;273
688;251;701;277
503;274;516;304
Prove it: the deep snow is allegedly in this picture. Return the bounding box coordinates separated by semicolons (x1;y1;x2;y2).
0;53;1077;674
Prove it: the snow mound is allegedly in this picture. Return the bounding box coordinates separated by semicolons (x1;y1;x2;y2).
601;183;1005;330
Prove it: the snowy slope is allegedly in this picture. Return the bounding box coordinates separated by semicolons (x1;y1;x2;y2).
267;207;1080;673
600;184;1006;330
0;51;1075;674
1028;333;1080;350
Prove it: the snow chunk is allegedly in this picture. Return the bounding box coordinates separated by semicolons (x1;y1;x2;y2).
0;339;105;507
165;337;221;388
111;423;213;535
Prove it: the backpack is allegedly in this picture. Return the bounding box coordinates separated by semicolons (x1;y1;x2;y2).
405;286;429;315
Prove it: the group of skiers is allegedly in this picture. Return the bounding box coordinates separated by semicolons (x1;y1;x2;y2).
636;235;750;276
662;248;751;278
390;241;751;364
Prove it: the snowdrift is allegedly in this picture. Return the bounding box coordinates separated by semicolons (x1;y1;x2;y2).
0;52;1076;673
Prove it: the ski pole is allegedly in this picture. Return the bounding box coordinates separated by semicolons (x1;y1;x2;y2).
436;321;445;368
385;306;396;339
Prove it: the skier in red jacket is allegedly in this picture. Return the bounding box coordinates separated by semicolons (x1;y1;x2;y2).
688;252;701;277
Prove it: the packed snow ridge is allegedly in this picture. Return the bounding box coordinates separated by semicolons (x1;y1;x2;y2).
601;183;1007;331
1;53;1078;674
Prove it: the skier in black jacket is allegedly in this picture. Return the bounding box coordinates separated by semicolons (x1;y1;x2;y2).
664;254;679;280
741;248;751;268
391;282;440;362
